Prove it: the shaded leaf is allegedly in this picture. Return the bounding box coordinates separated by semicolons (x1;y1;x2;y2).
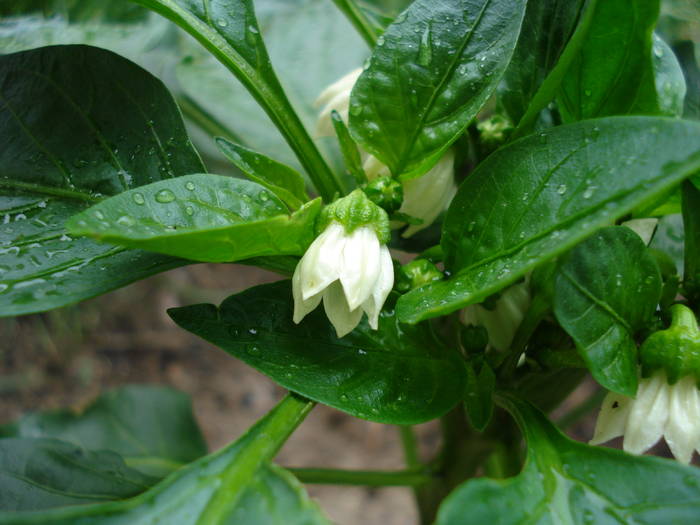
553;227;662;395
0;45;204;317
397;117;700;324
169;281;467;424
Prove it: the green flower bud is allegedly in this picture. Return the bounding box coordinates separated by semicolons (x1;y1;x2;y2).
395;258;443;292
477;115;513;153
639;304;700;384
460;325;489;353
363;176;404;214
318;189;390;244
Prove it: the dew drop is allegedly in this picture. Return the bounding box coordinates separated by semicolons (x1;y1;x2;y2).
185;206;194;216
349;103;362;117
0;283;8;294
116;215;135;227
133;192;145;205
582;186;596;199
340;394;349;401
258;191;269;202
556;184;567;195
247;346;261;356
94;210;105;220
155;189;176;203
248;24;259;35
376;35;385;46
216;18;228;27
185;181;195;191
248;328;258;335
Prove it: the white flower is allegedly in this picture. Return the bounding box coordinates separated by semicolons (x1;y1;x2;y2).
315;69;457;237
459;280;531;352
591;370;700;464
622;218;659;245
292;222;394;338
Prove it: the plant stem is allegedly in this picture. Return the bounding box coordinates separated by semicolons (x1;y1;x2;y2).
289;467;430;487
198;394;314;523
398;425;421;469
509;0;599;140
331;0;379;48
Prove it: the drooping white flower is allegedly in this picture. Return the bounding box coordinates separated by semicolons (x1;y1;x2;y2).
459;280;531;352
292;190;393;338
591;371;700;464
315;69;457;237
591;304;700;464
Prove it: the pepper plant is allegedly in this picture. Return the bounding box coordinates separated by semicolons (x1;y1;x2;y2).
2;0;700;523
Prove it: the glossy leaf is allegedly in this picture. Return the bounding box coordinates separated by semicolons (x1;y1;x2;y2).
67;174;321;263
652;34;687;117
131;0;341;200
0;438;156;512
216;138;307;210
397;117;700;324
463;361;495;432
682;181;700;299
0;395;327;525
349;0;527;178
168;281;467;424
437;395;700;524
499;0;584;124
558;0;662;120
673;41;700;120
0;386;207;478
0;45;204;317
553;227;662;396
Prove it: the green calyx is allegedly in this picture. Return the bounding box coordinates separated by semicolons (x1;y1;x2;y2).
639;304;700;384
318;189;391;243
395;258;444;292
476;114;513;153
363;176;404;214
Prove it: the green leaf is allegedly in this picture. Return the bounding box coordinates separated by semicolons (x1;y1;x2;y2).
216;138;307;210
397;117;700;324
131;0;341;200
67;174;321;263
168;281;467;424
652;34;687;117
0;395;327;525
349;0;527;178
436;394;700;524
499;0;585;124
0;438;156;511
650;213;684;275
0;386;207;478
331;110;367;186
553;227;662;396
0;0;148;21
558;0;662;120
0;45;205;317
673;41;700;120
463;361;495;432
682;181;700;300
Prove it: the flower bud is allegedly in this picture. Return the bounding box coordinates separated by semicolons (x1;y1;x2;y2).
639;304;700;384
364;176;404;215
476;115;513;154
395;258;443;292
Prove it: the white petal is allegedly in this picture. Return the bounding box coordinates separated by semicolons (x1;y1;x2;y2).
622;218;658;246
362;154;391;180
401;150;456;237
323;281;363;338
298;223;345;299
459;305;478;326
292;263;323;324
339;226;380;310
314;68;362;109
665;376;700;464
362;245;394;329
314;68;363;138
624;372;671;455
590;392;633;445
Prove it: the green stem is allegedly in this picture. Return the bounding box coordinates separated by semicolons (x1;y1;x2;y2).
509;0;599;140
289;467;430;487
132;0;343;201
398;425;421;469
331;0;379;48
198;394;314;523
178;95;245;145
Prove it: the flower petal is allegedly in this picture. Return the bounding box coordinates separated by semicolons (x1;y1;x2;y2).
590;392;632;445
665;376;700;464
362;245;394;329
323;281;363;338
298;223;345;299
292;263;323;324
624;371;671;455
339;226;380;310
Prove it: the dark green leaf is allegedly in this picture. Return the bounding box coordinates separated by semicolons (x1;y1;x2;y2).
553;227;662;396
0;438;155;511
67;174;321;263
1;386;207;478
331;111;366;185
0;395;326;525
558;0;662;120
499;0;584;124
673;41;700;120
168;281;467;424
649;213;684;275
0;45;204;317
131;0;341;200
437;395;700;524
397;117;700;324
216;139;307;210
463;361;495;432
0;0;147;21
682;181;700;300
652;34;687;117
349;0;527;178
